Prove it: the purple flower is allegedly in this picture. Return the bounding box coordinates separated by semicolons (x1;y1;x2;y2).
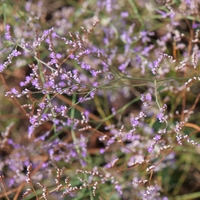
51;32;57;38
192;23;200;29
100;148;105;154
70;149;77;157
45;37;50;44
84;49;91;54
146;93;152;101
126;133;134;140
140;31;151;43
50;52;55;58
111;107;116;115
84;110;89;122
121;12;129;18
115;184;122;195
157;112;165;123
141;93;152;106
106;0;112;12
121;32;132;43
38;102;46;109
141;45;154;57
30;115;37;125
0;64;5;73
12;49;21;57
80;159;86;167
32;78;40;88
56;53;62;59
70;54;75;59
132;119;139;127
148;146;154;153
153;134;161;141
90;70;98;77
93;82;98;87
44;80;54;88
118;59;130;73
8;178;15;187
10;88;19;95
41;113;48;121
43;29;50;37
59;81;66;87
28;126;35;138
156;10;168;18
5;24;12;41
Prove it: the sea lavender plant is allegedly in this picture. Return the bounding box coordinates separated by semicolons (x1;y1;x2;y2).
1;0;200;199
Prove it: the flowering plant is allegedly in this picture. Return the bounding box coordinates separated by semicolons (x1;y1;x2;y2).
1;0;200;199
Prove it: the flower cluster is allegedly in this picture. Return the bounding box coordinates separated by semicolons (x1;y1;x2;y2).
1;0;200;200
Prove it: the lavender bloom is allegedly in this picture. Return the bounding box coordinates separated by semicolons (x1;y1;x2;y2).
157;104;167;123
12;49;21;57
121;12;129;18
140;31;151;43
28;126;35;138
5;24;12;41
153;134;161;141
141;93;152;107
148;146;154;153
157;112;165;123
106;0;112;13
0;64;5;73
115;184;122;195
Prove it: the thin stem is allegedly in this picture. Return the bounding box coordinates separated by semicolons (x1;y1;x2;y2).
70;93;80;154
0;180;10;200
